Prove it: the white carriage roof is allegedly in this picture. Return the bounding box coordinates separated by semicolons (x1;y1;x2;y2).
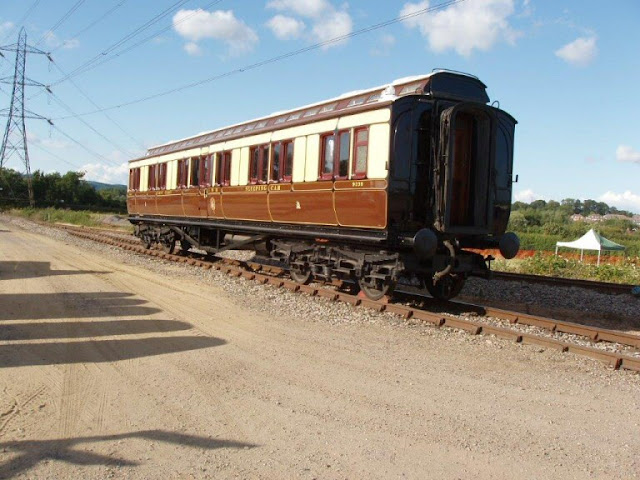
136;69;483;161
150;74;434;149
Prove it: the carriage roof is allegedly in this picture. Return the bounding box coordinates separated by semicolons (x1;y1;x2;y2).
133;70;488;163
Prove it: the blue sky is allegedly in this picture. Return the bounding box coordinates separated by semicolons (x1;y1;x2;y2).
0;0;639;212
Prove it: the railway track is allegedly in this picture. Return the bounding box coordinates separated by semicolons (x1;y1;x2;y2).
58;224;640;373
492;271;635;296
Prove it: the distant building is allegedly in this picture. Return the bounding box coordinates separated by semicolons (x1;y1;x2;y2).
570;212;638;224
585;214;603;223
603;214;630;221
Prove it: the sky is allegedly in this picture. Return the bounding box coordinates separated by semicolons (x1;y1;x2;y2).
0;0;639;213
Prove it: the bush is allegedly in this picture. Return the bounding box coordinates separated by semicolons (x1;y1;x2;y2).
10;208;106;228
494;252;640;284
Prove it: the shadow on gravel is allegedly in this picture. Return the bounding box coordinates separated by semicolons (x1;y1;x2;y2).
0;319;193;341
0;292;161;321
0;335;226;367
0;429;256;478
0;261;110;280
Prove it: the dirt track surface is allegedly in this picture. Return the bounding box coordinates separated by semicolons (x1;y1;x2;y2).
0;217;639;479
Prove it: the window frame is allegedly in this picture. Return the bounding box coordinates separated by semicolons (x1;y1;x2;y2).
158;162;167;189
351;126;369;180
201;154;212;187
129;168;141;191
319;132;336;181
177;158;190;188
249;144;269;184
319;129;350;181
148;164;157;190
282;140;294;183
188;154;213;187
190;156;201;187
269;139;294;183
215;151;232;186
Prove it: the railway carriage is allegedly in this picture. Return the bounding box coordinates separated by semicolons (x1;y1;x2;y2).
128;70;520;300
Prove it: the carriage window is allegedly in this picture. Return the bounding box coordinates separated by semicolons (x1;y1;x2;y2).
352;127;368;179
271;143;281;182
148;164;157;190
270;140;294;182
392;112;412;181
320;133;335;180
202;155;212;186
283;141;293;181
249;145;269;184
190;156;200;186
129;168;141;191
190;155;212;186
177;158;189;188
338;131;350;178
320;131;349;180
215;152;231;186
158;163;167;189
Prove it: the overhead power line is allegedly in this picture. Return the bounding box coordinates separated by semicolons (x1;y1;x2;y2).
53;0;193;85
50;123;121;167
52;0;224;85
49;60;147;153
1;0;43;43
34;0;88;47
49;91;135;159
55;0;466;120
49;0;130;54
30;139;83;170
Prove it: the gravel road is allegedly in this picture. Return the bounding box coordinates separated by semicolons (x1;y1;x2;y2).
0;216;639;479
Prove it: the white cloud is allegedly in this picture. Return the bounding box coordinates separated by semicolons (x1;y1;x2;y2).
172;9;258;56
555;36;597;66
616;145;640;164
371;33;396;56
27;131;70;149
311;9;353;48
400;0;520;57
81;162;129;185
184;41;203;56
266;15;305;40
599;191;640;215
42;30;79;50
0;21;13;37
514;189;544;203
266;0;352;49
267;0;330;18
62;38;80;49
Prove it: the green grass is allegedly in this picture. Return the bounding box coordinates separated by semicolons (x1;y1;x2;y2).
7;207;132;231
494;252;640;285
6;208;639;285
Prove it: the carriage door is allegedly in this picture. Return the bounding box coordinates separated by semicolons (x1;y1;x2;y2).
437;104;492;234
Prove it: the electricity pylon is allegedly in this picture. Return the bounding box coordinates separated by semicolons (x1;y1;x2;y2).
0;27;52;207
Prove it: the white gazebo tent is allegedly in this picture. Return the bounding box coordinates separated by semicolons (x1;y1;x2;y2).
555;228;625;266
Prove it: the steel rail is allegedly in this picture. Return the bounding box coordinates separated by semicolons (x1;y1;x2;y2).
492;271;635;296
57;225;640;373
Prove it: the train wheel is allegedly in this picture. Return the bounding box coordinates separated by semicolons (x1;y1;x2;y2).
290;265;312;284
160;238;175;254
358;277;396;301
425;274;465;300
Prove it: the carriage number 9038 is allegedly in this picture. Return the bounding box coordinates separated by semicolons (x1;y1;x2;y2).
351;181;364;187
